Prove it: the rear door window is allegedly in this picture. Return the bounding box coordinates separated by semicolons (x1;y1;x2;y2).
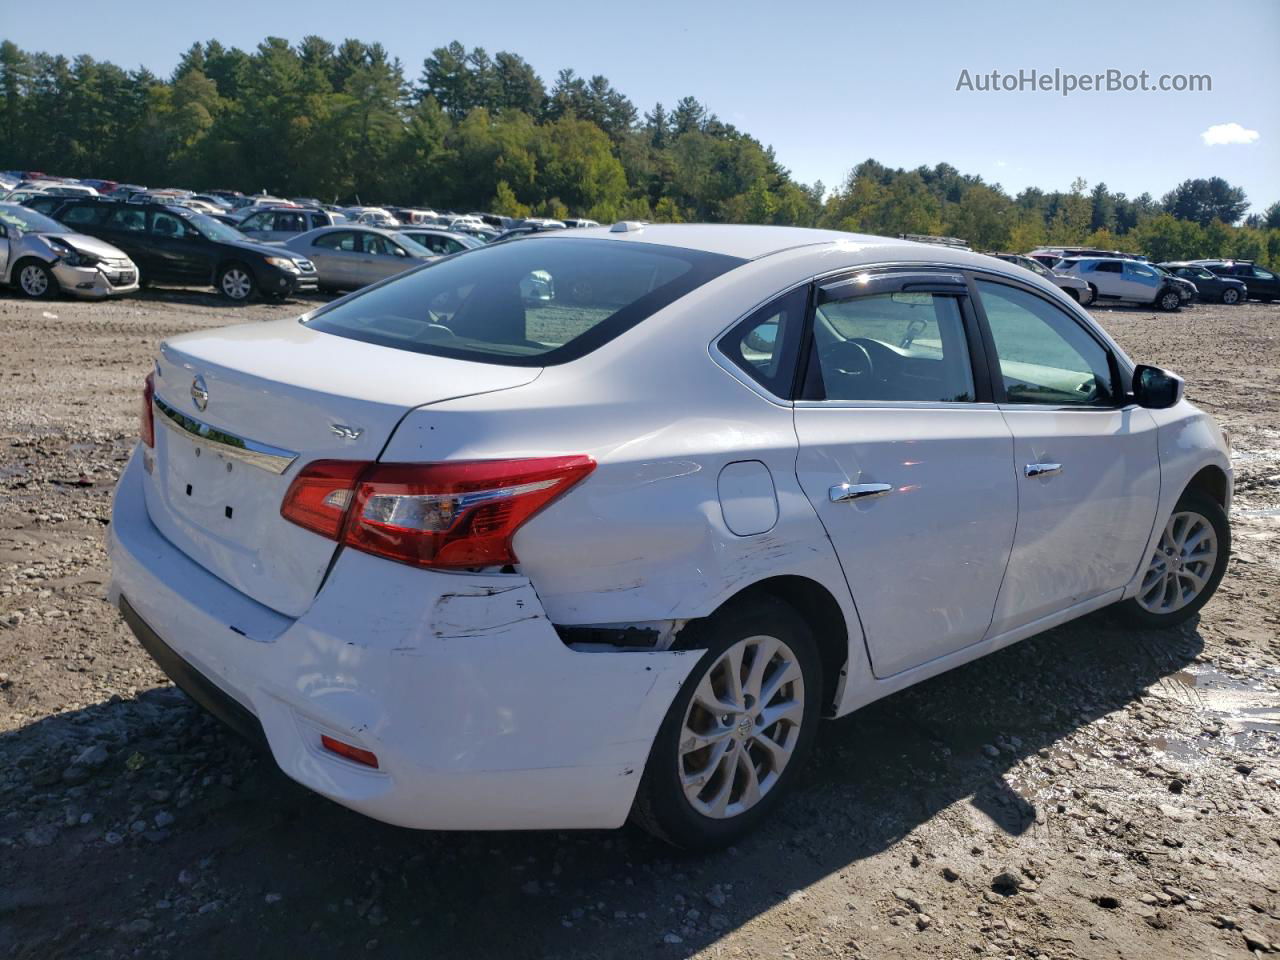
810;291;975;403
61;205;107;227
306;237;743;366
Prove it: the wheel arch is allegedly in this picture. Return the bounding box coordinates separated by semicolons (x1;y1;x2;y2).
705;574;851;717
1184;463;1229;508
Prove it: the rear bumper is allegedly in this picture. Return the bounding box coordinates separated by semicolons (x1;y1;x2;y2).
107;449;695;830
118;596;266;746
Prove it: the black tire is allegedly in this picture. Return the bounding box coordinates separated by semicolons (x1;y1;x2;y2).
216;262;256;302
12;258;59;299
630;595;822;850
1064;287;1081;303
1116;489;1230;628
1221;288;1241;305
1087;283;1099;306
1156;287;1181;312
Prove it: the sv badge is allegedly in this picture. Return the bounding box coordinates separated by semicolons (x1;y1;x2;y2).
330;424;364;440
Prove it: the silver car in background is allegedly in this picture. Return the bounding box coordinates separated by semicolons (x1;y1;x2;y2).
237;206;343;244
283;225;435;291
990;252;1095;305
395;228;483;257
0;203;139;299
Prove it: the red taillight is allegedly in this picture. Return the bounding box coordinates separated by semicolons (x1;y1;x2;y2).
320;735;379;768
281;456;595;570
140;372;155;447
279;459;371;539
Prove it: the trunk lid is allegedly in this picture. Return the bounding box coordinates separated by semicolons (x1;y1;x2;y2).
143;317;540;617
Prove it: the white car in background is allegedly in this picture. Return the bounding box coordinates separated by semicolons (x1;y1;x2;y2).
3;182;100;202
109;224;1231;849
1055;256;1185;311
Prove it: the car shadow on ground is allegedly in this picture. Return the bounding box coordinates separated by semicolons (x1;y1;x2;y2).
0;606;1203;959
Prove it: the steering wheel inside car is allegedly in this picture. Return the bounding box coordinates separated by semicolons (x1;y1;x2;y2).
819;339;874;381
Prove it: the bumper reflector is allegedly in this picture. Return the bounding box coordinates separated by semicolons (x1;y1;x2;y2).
320;735;379;769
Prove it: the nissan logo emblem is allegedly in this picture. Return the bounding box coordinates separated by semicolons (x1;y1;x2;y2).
191;375;209;411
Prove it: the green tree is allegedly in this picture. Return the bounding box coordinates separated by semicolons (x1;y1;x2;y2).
491;180;530;218
1161;177;1250;226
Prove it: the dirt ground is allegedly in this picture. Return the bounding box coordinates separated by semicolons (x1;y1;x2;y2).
0;287;1277;960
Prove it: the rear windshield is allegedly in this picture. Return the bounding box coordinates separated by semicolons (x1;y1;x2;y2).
304;236;743;366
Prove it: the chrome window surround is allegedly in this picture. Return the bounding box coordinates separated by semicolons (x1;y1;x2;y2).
153;394;298;475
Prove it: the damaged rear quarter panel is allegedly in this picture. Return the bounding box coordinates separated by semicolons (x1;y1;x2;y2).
288;549;700;774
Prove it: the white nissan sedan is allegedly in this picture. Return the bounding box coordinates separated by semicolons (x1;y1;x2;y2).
108;224;1232;849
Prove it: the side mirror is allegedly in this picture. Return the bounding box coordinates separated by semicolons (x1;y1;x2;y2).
1132;364;1184;409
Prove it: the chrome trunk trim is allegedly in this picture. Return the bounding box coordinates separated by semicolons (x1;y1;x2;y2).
153;395;298;475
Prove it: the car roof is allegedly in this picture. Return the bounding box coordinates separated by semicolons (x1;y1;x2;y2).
298;224;395;237
539;223;1046;267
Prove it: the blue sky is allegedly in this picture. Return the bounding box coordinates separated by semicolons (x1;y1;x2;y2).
14;0;1280;213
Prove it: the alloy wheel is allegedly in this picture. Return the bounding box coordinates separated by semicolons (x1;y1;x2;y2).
1223;289;1240;305
1161;291;1180;310
1137;510;1218;615
678;634;805;819
19;264;49;297
221;268;252;300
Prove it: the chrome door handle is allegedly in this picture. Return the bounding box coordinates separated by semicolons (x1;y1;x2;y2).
1024;462;1063;478
829;482;893;503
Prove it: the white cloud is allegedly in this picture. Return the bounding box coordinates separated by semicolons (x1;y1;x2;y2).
995;160;1008;168
1200;122;1260;146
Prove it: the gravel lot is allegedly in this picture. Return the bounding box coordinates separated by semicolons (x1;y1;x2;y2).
1;288;1277;960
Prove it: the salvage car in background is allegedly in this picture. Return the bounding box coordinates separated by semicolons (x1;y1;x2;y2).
1160;262;1248;304
1054;256;1185;310
284;225;434;290
1151;263;1198;305
988;252;1094;304
109;224;1231;849
237;206;342;243
49;198;317;302
0;202;138;299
